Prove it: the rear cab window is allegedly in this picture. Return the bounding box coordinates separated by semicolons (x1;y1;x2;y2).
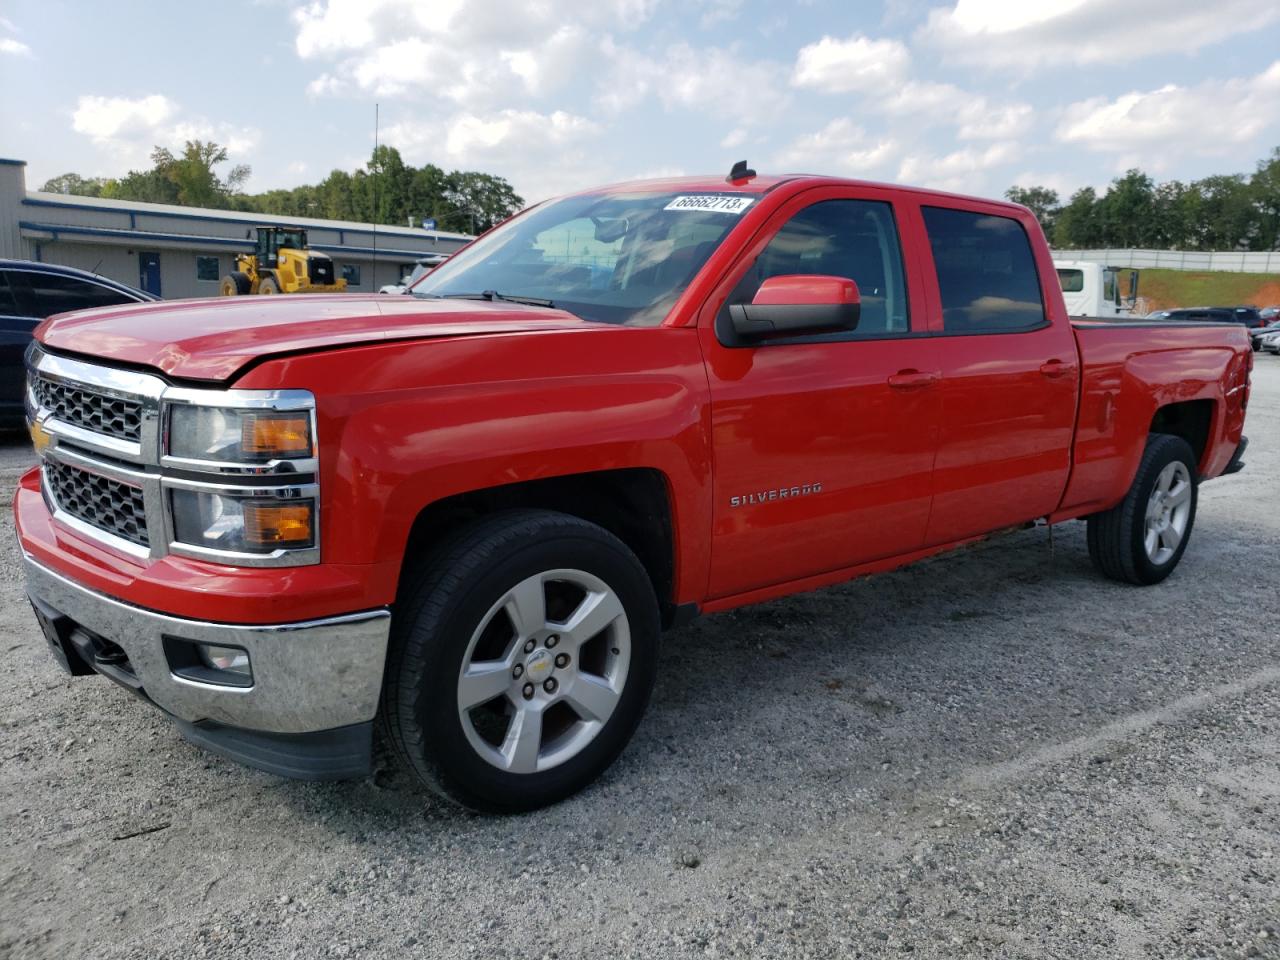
922;206;1045;334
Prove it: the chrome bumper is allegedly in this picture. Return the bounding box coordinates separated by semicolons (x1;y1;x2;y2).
23;555;390;734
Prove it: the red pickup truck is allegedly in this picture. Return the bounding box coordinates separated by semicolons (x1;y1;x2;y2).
17;170;1251;812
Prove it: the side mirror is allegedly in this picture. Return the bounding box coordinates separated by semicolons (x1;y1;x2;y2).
728;275;861;342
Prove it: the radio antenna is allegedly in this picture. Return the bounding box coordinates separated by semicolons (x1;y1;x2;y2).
371;102;379;278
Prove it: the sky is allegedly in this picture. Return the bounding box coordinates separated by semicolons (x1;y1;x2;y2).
2;0;1280;207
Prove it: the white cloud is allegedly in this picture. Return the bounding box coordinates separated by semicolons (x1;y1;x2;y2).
720;128;748;149
383;109;606;202
897;142;1021;192
68;93;260;175
919;0;1280;68
1056;62;1280;157
771;119;899;178
72;95;177;143
791;34;910;93
595;41;790;122
0;36;31;56
292;0;654;107
697;0;743;27
881;81;1033;139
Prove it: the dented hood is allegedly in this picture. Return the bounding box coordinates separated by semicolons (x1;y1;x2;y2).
35;294;596;382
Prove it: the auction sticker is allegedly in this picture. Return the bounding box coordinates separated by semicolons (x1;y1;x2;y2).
663;195;755;214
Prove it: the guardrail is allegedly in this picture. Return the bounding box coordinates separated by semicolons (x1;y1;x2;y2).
1052;249;1280;274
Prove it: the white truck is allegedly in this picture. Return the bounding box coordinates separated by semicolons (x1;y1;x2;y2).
1054;260;1139;318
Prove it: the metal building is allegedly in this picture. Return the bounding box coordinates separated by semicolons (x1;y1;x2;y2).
0;158;473;299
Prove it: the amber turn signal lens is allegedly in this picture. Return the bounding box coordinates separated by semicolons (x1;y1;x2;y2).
241;414;312;457
242;502;314;546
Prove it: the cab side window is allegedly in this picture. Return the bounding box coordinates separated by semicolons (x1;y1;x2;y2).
9;271;138;318
0;271;20;316
922;206;1045;333
724;199;909;336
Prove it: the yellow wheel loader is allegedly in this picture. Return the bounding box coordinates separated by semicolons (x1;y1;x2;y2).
220;227;348;296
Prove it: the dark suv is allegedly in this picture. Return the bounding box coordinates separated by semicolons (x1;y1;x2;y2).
1;259;157;428
1147;306;1266;329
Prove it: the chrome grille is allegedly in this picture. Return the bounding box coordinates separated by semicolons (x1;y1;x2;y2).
32;375;143;443
44;460;150;547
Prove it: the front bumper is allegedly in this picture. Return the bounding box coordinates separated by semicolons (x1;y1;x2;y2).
24;553;390;776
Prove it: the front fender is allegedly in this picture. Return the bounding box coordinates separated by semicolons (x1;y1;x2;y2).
236;327;714;607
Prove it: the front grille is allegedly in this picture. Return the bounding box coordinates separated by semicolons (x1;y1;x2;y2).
32;376;143;443
44;460;149;547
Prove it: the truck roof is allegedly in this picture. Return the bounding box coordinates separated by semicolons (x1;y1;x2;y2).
574;173;1031;214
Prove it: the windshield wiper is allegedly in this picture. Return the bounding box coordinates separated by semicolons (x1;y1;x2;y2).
434;290;556;308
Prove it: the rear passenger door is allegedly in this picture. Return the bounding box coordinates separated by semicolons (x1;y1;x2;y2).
918;204;1079;545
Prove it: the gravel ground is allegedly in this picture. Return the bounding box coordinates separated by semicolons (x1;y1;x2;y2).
2;358;1278;960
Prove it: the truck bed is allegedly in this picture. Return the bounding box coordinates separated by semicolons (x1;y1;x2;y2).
1057;317;1251;519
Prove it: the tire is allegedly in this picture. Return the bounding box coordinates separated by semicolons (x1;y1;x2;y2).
382;509;660;813
258;274;281;295
1087;433;1198;585
220;272;251;296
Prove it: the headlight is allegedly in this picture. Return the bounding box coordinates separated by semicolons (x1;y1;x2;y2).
170;488;317;555
167;405;314;464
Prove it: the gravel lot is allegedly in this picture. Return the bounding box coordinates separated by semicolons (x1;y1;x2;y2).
2;357;1278;960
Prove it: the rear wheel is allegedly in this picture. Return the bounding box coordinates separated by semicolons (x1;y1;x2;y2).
1087;433;1198;585
382;510;660;812
258;274;281;295
220;272;251;296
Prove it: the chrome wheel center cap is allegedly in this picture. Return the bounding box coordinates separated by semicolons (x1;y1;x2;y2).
525;649;554;683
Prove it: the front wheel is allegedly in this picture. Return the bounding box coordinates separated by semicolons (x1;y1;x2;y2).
382;510;660;812
1087;433;1198;585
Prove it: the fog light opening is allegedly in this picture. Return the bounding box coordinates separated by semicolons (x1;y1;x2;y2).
163;636;254;688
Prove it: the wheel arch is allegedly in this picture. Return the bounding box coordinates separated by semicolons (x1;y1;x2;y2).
398;468;686;628
1149;399;1215;475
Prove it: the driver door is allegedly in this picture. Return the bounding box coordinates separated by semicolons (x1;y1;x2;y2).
697;188;941;599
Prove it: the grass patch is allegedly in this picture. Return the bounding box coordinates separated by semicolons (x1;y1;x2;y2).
1121;268;1280;311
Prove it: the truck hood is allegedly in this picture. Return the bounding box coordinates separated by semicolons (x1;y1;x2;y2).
36;294;597;381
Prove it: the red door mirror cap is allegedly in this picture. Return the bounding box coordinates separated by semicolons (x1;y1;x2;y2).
752;274;860;307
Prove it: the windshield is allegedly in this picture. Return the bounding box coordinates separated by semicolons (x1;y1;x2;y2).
412;191;755;325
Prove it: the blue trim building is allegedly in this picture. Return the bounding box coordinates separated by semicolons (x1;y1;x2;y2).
0;159;472;298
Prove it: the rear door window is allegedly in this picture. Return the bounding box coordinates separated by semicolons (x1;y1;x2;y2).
923;207;1046;333
0;271;20;316
9;270;137;317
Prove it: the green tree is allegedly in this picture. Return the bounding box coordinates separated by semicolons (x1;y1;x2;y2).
1188;174;1255;250
441;171;523;233
104;166;180;204
1053;187;1103;248
1004;185;1060;238
42;139;525;234
39;172;108;196
1097;169;1158;248
152;141;250;208
1248;147;1280;251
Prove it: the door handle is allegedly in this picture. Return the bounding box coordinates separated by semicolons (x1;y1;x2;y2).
887;369;939;390
1039;359;1074;379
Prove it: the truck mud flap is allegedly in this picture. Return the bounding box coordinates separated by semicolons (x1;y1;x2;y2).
1223;436;1248;475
